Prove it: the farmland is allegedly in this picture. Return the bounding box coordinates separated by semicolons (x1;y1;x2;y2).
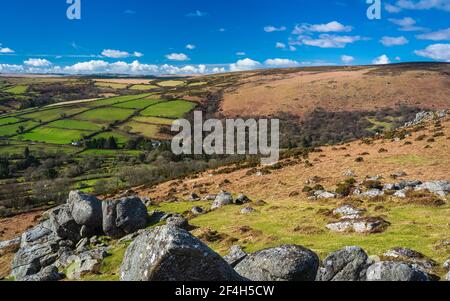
140;100;197;118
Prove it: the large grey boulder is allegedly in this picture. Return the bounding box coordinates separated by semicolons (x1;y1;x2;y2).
234;245;319;281
211;192;234;210
166;215;190;230
67;191;102;230
383;248;437;271
223;245;248;268
50;205;81;242
120;225;244;281
20;266;63;282
366;261;432;281
326;217;389;234
316;246;369;281
102;197;148;239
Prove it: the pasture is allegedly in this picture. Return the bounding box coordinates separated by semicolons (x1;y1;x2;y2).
20;127;89;144
47;119;103;131
3;85;28;94
113;98;163;110
120;121;160;138
140;100;197;118
157;80;185;87
76;107;135;122
21;107;87;122
133;116;175;125
0;121;39;136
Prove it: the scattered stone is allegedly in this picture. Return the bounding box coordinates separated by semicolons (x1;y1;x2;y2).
188;193;200;201
202;194;217;201
166;215;190;230
317;246;369;281
211;191;234;210
366;261;432;281
120;225;244;281
361;189;384;198
396;180;422;190
343;170;356;177
383;248;437;271
333;205;364;219
254;200;268;206
235;194;251;205
191;206;205;216
67;257;102;280
415;181;450;197
314;191;337;200
240;207;256;214
326;217;390;234
394;189;407;198
391;171;407;179
444;260;450;270
223;245;248;268
234;245;319;281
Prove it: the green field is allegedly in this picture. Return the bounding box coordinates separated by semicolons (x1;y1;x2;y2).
133;116;175;125
76;107;135;122
47;119;103;131
91;131;130;145
79;149;142;156
21;107;87;122
20;127;90;144
120;121;160;138
113;98;163;110
0;120;39;136
0;142;78;156
140;100;197;118
157;80;185;87
87;94;152;107
129;84;158;91
0;117;21;126
95;82;129;89
4;85;28;94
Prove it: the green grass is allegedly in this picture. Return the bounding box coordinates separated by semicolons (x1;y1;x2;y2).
157;80;185;87
4;85;28;95
47;119;103;131
20;127;89;144
113;98;163;110
0;142;78;156
87;94;152;107
95;82;129;89
82;243;129;281
133;116;175;125
140;100;197;118
129;84;158;91
0;121;39;136
0;117;21;126
383;154;441;166
90;131;130;145
76;107;135;122
79;149;142;156
21;107;87;122
366;117;396;132
120;121;160;138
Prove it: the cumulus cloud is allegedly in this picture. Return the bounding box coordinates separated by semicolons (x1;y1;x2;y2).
299;34;363;48
275;42;286;49
264;26;287;33
388;17;427;31
186;44;196;50
380;36;409;46
393;0;450;11
417;28;450;41
264;59;300;68
293;21;352;34
414;43;450;61
229;58;262;72
165;53;190;61
0;64;23;73
236;52;246;56
372;54;391;65
289;45;297;51
0;43;14;54
385;3;403;12
101;49;143;58
24;58;52;67
341;55;355;64
186;10;208;17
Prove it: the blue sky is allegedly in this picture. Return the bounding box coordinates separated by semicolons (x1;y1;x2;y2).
0;0;449;75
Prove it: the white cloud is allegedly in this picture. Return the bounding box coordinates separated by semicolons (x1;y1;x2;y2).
372;54;391;65
380;36;409;46
388;17;427;31
0;43;14;54
229;58;262;72
395;0;450;11
414;43;450;61
264;26;287;33
417;28;450;41
385;3;402;12
289;45;297;51
264;58;300;68
293;21;352;34
186;44;196;50
0;63;23;73
219;28;226;32
186;10;208;17
236;52;246;56
341;55;355;64
165;53;190;61
395;56;402;60
101;49;143;58
275;42;286;49
300;34;363;48
24;58;52;67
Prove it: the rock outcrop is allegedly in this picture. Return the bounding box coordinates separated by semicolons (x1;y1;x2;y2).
366;261;432;281
317;246;370;281
120;225;244;281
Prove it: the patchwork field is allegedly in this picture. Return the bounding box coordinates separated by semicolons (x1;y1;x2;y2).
20;127;90;144
76;107;135;122
21;107;87;122
129;84;158;91
133;116;175;125
46;119;103;131
113;98;163;109
120;121;160;138
3;85;28;95
0;120;39;136
157;80;185;87
140;100;197;118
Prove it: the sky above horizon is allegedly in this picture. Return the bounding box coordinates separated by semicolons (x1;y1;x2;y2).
0;0;449;75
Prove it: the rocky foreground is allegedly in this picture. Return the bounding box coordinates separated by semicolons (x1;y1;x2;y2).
1;189;449;282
